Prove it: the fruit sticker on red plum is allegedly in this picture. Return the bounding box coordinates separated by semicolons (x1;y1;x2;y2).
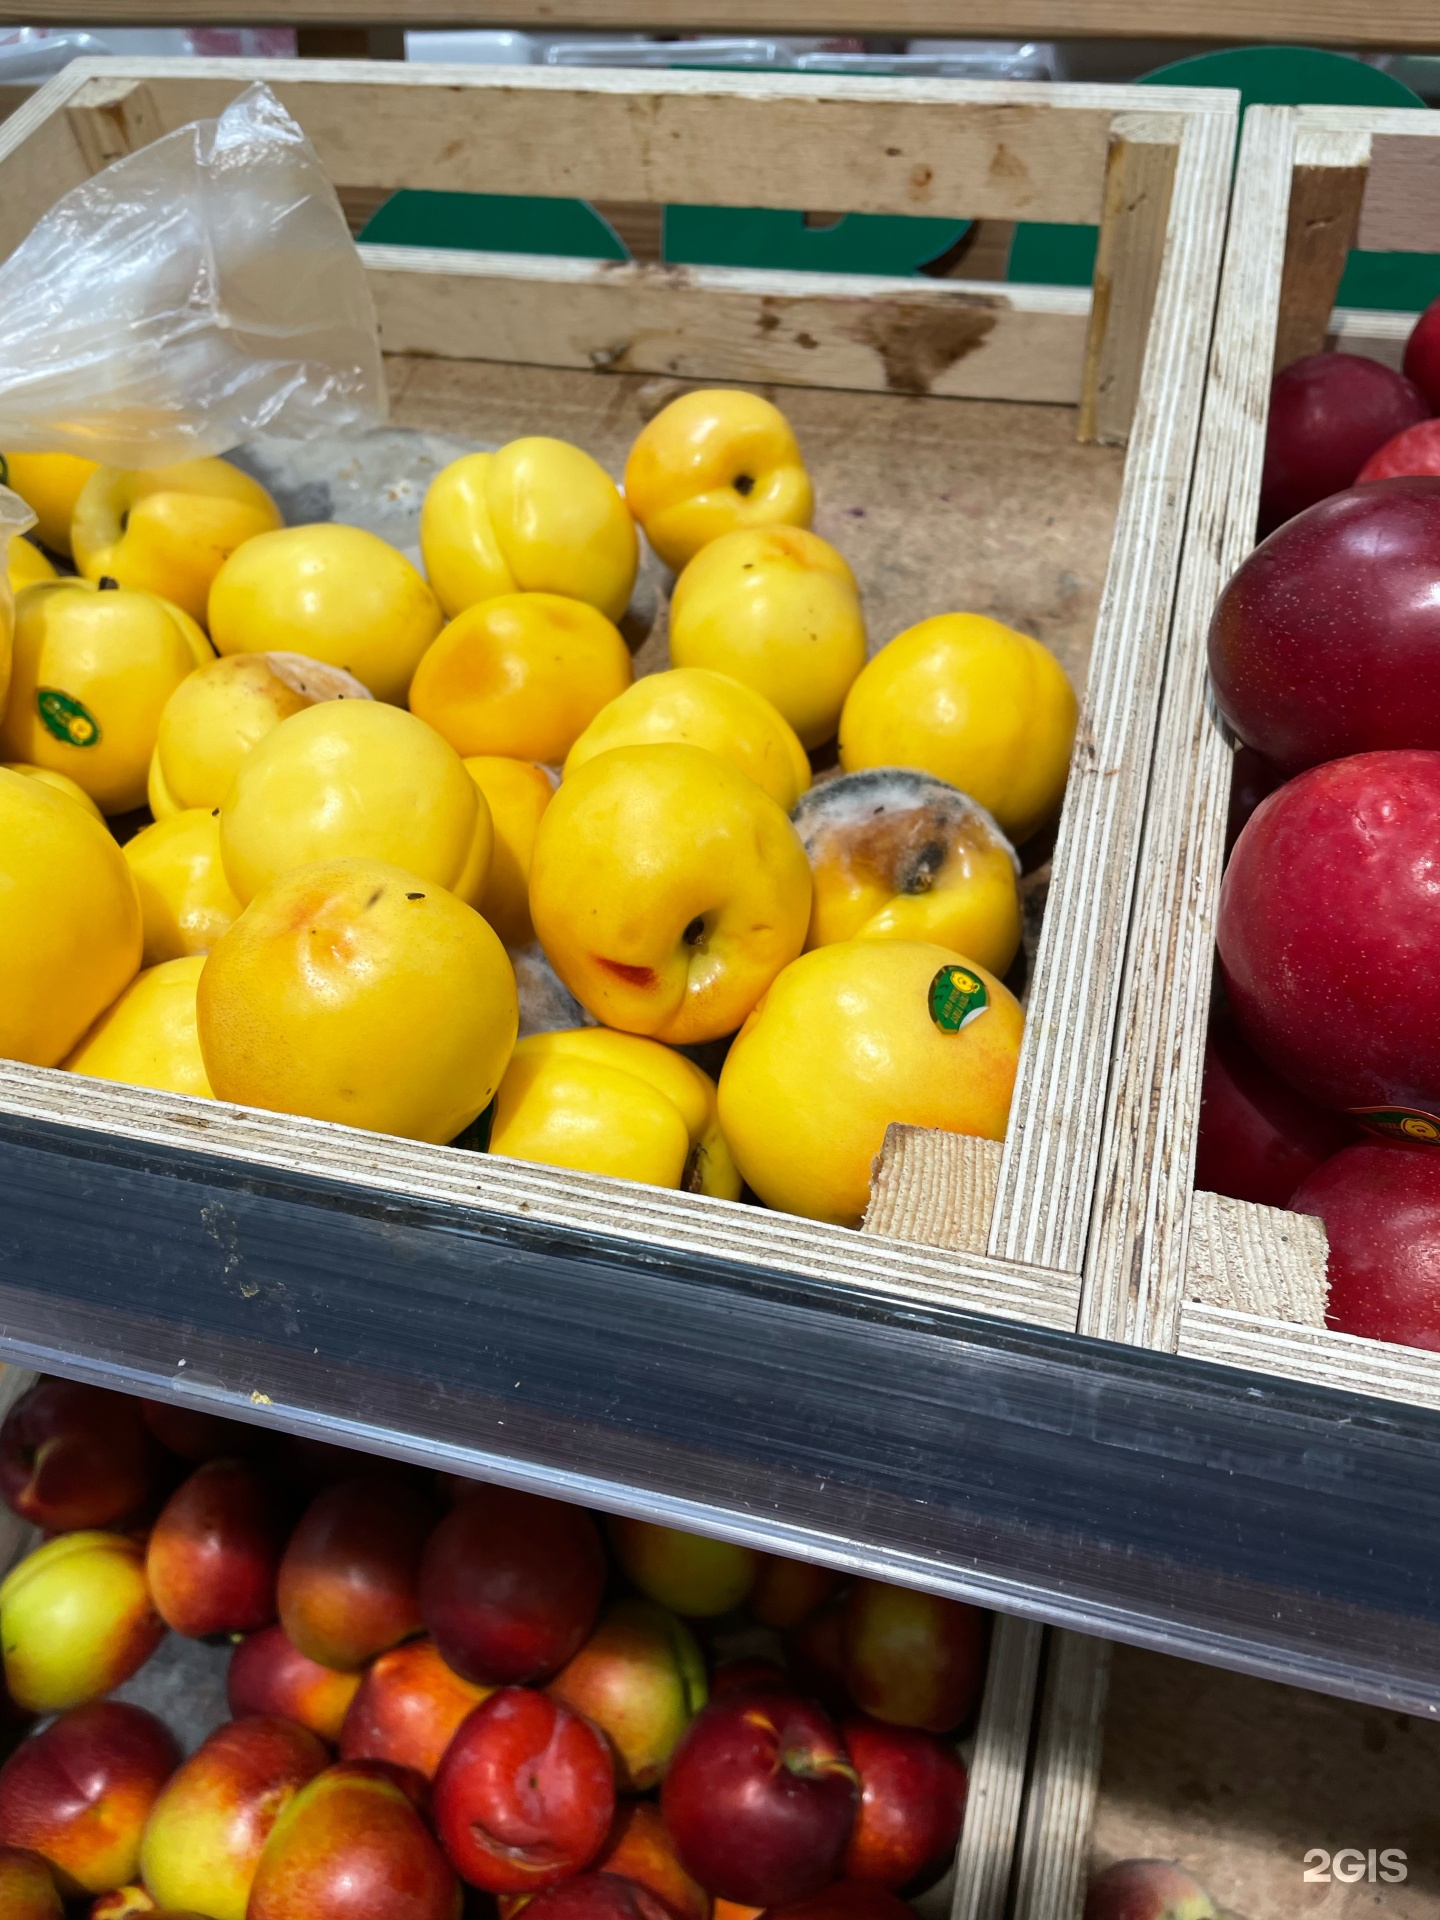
1350;1106;1440;1145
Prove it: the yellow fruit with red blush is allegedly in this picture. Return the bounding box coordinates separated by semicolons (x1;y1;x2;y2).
624;389;813;573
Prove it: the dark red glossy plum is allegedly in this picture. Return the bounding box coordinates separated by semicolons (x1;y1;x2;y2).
1216;751;1440;1124
278;1475;437;1671
1194;1013;1353;1208
419;1484;605;1687
661;1690;857;1905
0;1382;154;1532
765;1882;915;1920
1291;1142;1440;1349
840;1717;967;1891
1209;479;1440;774
1259;352;1427;532
146;1460;287;1639
1405;294;1440;411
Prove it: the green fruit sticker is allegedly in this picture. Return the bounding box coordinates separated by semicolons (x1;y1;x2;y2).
929;963;989;1034
36;688;101;748
1350;1105;1440;1145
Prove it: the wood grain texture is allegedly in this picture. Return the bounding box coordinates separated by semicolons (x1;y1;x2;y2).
864;1125;1004;1255
1077;107;1294;1351
1287;105;1440;255
1363;130;1440;253
364;246;1093;405
1185;1191;1329;1326
1011;1632;1114;1920
1177;1306;1440;1414
0;64;94;262
1273;153;1367;373
1078;116;1179;447
48;61;1222;226
5;0;1440;49
988;104;1234;1275
949;1614;1046;1920
1093;1641;1440;1918
66;74;162;171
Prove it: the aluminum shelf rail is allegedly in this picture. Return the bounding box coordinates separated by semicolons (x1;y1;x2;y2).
2;1105;1438;1717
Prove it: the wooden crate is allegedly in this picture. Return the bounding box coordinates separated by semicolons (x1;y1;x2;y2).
0;61;1236;1898
985;102;1440;1920
1054;100;1440;1406
0;57;1236;1332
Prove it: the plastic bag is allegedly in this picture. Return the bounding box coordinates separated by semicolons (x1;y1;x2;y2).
0;82;387;467
0;483;37;720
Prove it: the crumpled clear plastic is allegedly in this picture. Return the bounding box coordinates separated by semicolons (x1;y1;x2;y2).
0;81;387;468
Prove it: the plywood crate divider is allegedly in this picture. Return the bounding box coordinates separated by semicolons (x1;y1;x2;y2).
1004;100;1440;1920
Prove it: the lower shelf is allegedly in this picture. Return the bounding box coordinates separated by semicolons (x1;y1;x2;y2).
3;1106;1440;1714
0;1362;1039;1920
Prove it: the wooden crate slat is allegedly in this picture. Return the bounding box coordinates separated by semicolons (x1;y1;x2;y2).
1076;112;1180;447
44;60;1225;226
1177;1306;1440;1412
1010;1631;1114;1920
950;1614;1046;1920
364;245;1093;405
1273;129;1369;371
3;0;1440;51
0;64;94;261
1075;106;1293;1349
988;104;1233;1274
